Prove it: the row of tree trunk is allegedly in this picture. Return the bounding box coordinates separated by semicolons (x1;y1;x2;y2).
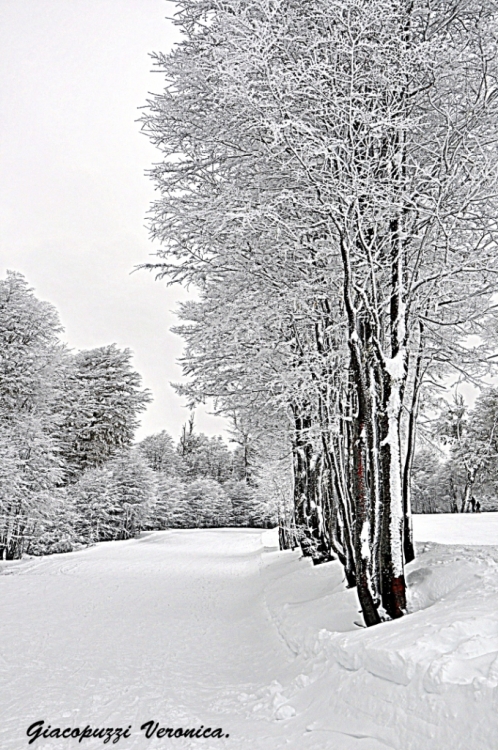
279;239;419;625
281;355;417;624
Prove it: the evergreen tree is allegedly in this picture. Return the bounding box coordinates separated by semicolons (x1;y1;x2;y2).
148;474;188;529
0;272;66;558
106;449;157;539
60;344;152;480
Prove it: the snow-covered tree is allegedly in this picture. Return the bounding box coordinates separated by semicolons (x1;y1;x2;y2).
105;449;157;539
0;271;66;423
60;344;152;480
410;447;453;514
141;0;498;624
428;390;498;513
0;418;64;559
147;474;188;529
27;486;80;556
0;272;66;558
177;415;241;482
137;430;181;474
71;449;156;542
182;477;231;528
0;272;156;556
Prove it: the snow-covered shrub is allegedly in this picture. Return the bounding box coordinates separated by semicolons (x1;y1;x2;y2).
27;488;82;556
106;449;157;539
145;474;187;529
182;477;232;528
69;449;156;542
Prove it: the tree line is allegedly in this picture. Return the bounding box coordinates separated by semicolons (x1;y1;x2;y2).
413;391;498;514
0;272;274;560
140;0;498;625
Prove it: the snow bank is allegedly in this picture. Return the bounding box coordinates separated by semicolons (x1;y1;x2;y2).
252;515;498;749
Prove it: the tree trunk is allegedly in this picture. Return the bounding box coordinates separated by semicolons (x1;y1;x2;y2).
352;412;381;627
401;331;423;565
292;409;331;563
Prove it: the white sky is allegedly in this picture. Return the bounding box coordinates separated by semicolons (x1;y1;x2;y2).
0;0;229;441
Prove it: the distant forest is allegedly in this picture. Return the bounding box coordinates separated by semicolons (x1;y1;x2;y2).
0;272;275;560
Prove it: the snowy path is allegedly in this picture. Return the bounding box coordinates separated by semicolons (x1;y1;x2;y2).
0;530;305;749
2;518;498;750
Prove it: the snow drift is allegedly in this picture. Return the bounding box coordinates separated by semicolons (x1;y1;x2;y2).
257;514;498;749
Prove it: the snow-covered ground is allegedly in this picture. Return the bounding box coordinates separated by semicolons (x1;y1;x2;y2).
1;515;497;750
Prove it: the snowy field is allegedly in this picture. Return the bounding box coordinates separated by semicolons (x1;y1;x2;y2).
1;515;498;750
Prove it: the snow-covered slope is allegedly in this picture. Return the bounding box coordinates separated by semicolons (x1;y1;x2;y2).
1;515;497;749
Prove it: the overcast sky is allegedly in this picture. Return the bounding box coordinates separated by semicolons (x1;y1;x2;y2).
0;0;230;441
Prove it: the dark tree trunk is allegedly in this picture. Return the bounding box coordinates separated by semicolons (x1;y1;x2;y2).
292;409;332;563
352;413;381;627
401;323;424;564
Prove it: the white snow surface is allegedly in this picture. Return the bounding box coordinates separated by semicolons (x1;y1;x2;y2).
1;515;498;750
